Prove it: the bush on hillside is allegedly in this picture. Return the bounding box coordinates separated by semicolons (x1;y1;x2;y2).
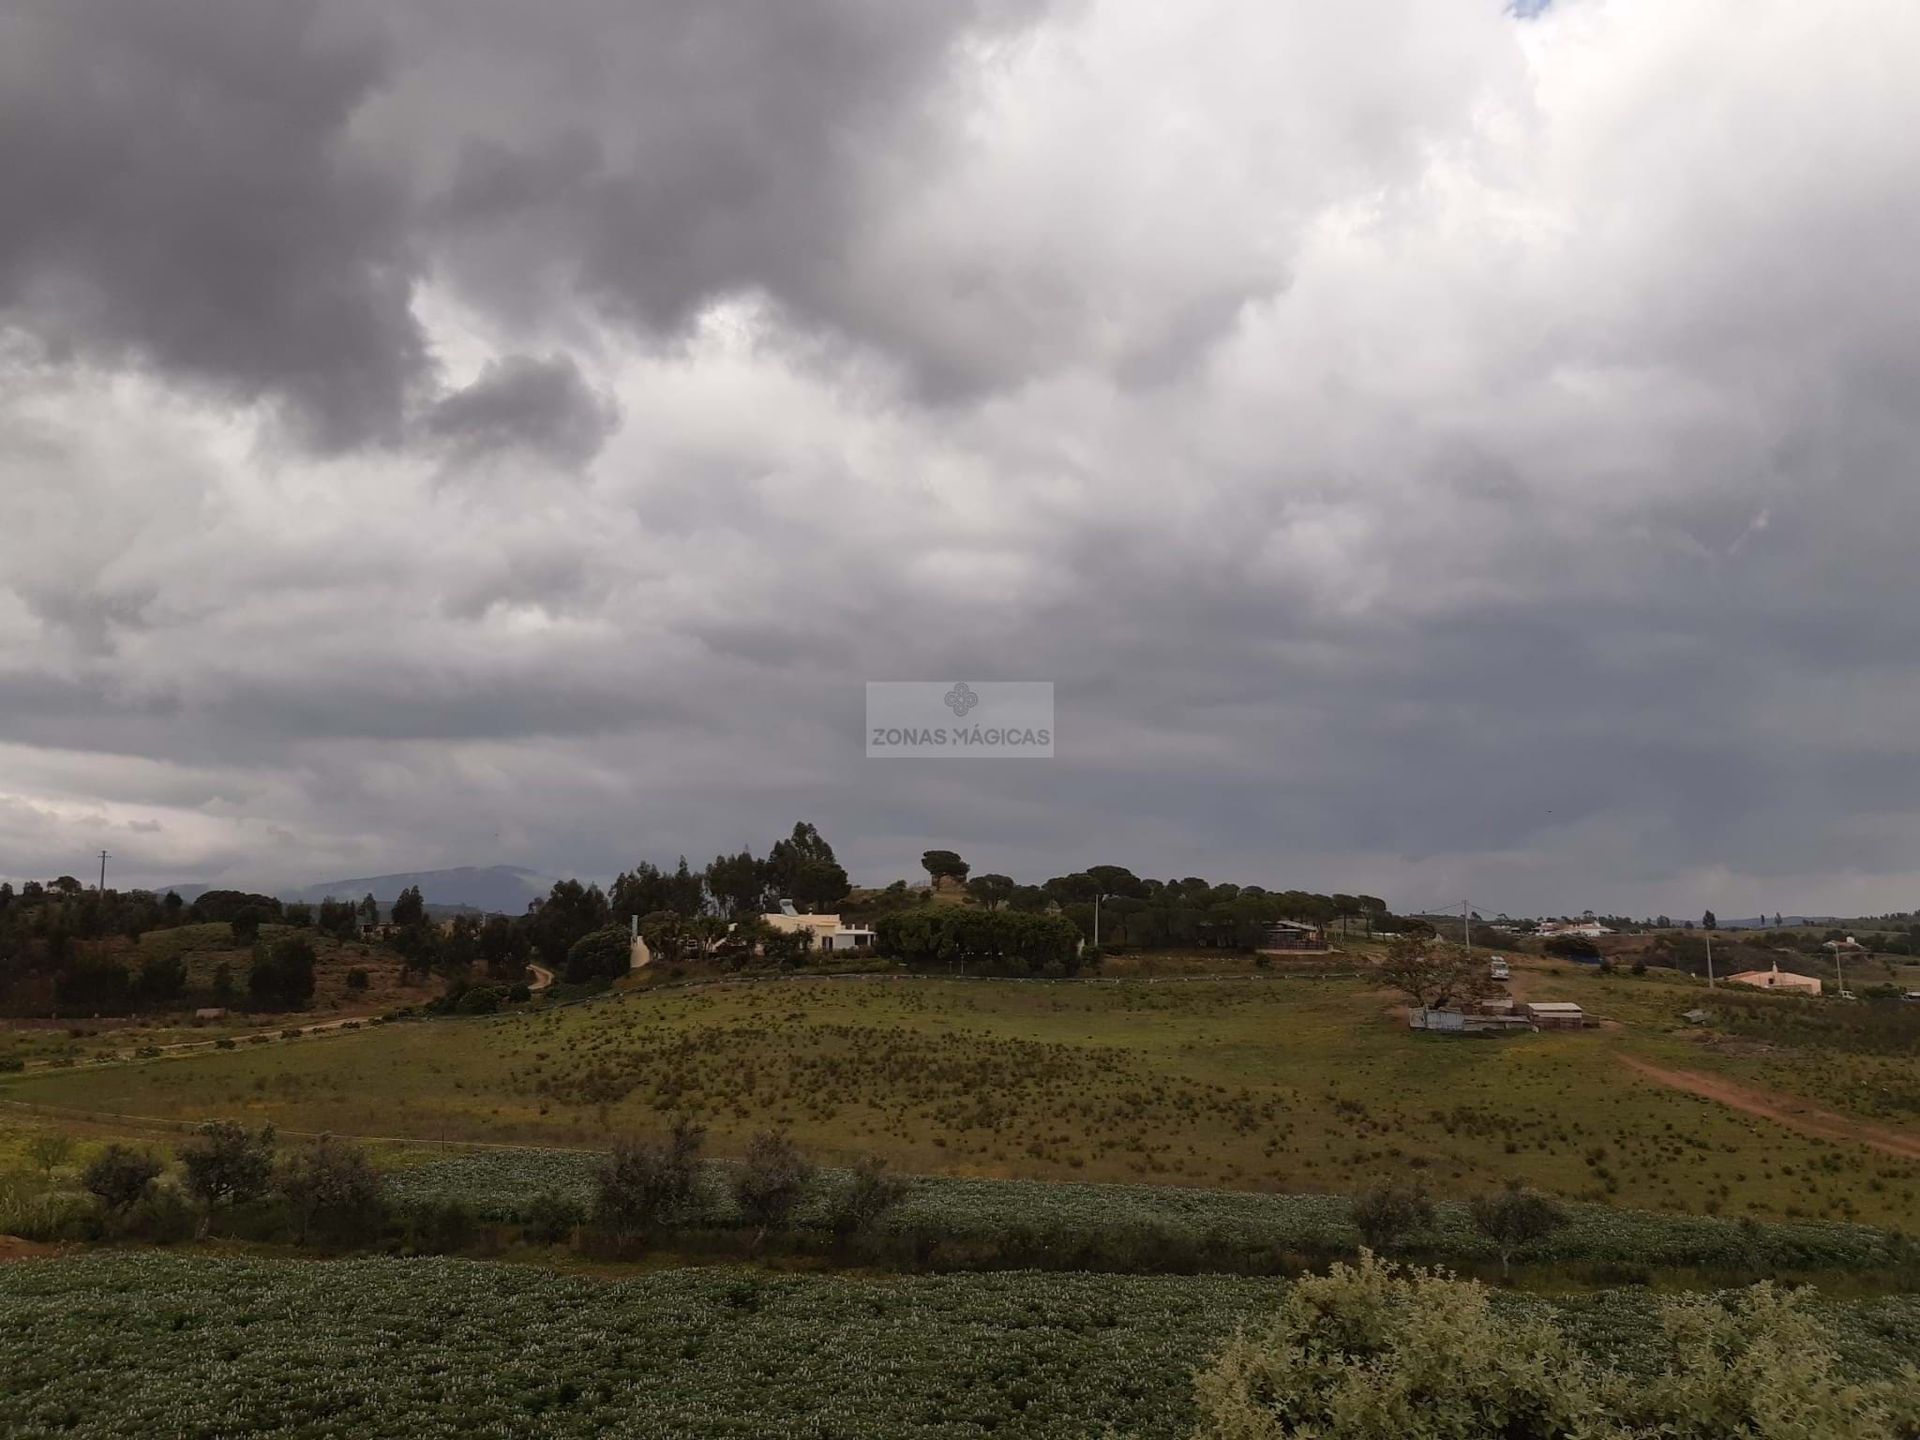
565;925;632;985
179;1121;276;1210
825;1156;912;1241
1351;1182;1434;1252
732;1131;815;1240
1471;1183;1568;1278
82;1145;163;1212
593;1119;706;1240
456;985;501;1015
280;1136;386;1246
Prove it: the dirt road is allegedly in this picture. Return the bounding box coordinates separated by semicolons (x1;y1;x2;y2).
1620;1054;1920;1161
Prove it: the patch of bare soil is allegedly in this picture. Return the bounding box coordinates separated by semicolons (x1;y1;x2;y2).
1620;1054;1920;1161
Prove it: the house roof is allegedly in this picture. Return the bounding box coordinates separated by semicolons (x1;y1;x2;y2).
1525;1002;1584;1013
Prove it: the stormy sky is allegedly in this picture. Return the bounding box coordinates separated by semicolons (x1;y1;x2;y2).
3;0;1918;917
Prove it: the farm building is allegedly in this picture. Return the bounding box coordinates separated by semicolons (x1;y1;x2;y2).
1408;1006;1532;1034
1255;919;1327;953
762;909;877;953
1523;1001;1585;1029
1725;962;1821;995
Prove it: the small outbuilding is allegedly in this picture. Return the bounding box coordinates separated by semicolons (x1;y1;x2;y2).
1524;1001;1585;1030
1256;919;1328;953
1725;962;1821;996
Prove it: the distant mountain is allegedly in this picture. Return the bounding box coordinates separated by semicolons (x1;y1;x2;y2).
285;865;554;914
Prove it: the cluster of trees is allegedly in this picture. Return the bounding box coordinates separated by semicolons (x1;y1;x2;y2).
0;879;341;1017
871;908;1085;975
611;822;851;920
69;1125;386;1247
588;1121;908;1255
884;853;1397;952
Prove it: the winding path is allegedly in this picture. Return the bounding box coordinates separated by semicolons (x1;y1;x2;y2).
1620;1054;1920;1161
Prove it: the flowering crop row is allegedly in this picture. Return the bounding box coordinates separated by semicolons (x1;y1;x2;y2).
1;1255;1915;1437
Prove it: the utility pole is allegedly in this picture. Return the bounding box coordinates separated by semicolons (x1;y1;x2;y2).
1704;927;1715;988
97;850;110;893
1463;899;1471;954
1094;893;1102;948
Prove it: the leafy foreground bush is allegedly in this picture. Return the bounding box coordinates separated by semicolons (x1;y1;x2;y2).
1193;1254;1920;1439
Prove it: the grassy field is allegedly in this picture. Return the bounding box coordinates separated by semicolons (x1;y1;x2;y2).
1;1254;1915;1438
4;961;1916;1225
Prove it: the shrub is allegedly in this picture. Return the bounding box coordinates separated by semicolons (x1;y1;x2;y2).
345;967;370;991
507;983;532;1004
1192;1257;1918;1440
280;1136;386;1246
1192;1254;1596;1439
121;1182;199;1243
523;1188;585;1245
179;1121;276;1209
0;1056;23;1073
565;926;632;985
400;1197;477;1254
26;1131;73;1176
456;985;502;1016
83;1145;163;1212
593;1119;705;1239
1618;1283;1912;1439
1470;1184;1568;1278
825;1156;911;1241
733;1131;816;1241
1351;1182;1434;1252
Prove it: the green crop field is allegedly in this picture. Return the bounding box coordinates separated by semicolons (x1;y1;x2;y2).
0;1255;1914;1439
4;967;1916;1225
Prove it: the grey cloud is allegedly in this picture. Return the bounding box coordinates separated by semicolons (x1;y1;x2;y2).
406;2;1045;316
428;353;619;470
0;1;426;449
5;1;1920;921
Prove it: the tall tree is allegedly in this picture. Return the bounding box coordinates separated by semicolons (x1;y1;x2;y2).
390;885;426;927
1377;939;1493;1013
705;850;770;918
529;880;610;969
921;850;970;889
768;823;849;912
965;874;1016;910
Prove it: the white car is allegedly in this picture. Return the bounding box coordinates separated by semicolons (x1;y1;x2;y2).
1489;958;1511;981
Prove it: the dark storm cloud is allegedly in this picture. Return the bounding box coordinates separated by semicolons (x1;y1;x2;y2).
0;0;424;449
428;354;618;470
402;0;1053;394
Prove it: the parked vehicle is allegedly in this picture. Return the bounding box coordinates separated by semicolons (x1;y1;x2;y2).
1488;957;1511;982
